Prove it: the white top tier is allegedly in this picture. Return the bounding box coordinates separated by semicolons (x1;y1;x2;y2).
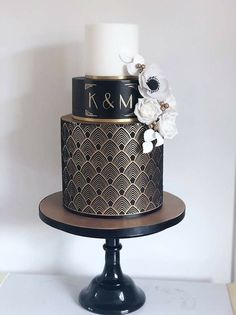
85;23;139;77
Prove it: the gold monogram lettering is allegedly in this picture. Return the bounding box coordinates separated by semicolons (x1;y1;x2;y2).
88;93;98;109
103;93;114;109
119;94;133;109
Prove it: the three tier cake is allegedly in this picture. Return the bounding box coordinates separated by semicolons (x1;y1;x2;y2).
61;24;177;217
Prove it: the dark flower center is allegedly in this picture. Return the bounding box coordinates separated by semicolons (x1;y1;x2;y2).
146;76;160;92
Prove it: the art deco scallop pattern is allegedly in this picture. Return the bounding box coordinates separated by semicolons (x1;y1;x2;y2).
61;115;163;217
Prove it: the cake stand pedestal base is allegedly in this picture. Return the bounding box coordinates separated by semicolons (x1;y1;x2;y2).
79;238;145;315
39;191;185;315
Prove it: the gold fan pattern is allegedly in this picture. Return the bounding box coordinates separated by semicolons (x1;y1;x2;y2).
61;115;163;217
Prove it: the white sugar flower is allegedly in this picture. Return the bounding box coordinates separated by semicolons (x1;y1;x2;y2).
158;111;178;139
119;53;178;151
138;64;171;102
127;54;145;76
142;129;164;153
164;94;176;110
119;53;145;76
134;98;162;125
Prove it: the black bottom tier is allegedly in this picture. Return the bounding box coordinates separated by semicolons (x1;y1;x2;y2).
61;115;163;217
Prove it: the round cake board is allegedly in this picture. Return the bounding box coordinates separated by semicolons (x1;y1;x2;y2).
39;191;185;239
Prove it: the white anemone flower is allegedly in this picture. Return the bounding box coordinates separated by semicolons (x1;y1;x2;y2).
138;64;171;102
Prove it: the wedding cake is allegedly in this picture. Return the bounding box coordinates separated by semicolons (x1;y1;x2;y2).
61;24;177;217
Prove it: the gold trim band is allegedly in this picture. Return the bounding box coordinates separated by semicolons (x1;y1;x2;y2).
85;75;137;80
72;115;138;124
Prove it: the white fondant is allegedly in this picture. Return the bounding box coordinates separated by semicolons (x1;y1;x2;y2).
85;23;139;77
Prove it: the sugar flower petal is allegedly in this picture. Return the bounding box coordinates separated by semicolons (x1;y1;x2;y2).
164;94;177;110
142;141;153;154
155;132;164;146
127;54;145;76
144;129;156;142
127;63;139;76
119;52;133;64
133;54;145;65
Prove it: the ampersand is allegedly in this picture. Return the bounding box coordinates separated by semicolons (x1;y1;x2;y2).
103;93;114;109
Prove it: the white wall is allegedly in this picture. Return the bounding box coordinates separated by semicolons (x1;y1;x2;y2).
0;0;235;283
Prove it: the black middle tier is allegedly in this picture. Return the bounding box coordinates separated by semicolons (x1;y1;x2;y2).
72;77;141;121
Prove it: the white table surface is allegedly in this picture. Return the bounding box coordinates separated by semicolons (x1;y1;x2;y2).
0;274;233;315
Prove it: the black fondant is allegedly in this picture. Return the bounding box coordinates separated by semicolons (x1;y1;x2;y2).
72;77;141;119
61;116;163;217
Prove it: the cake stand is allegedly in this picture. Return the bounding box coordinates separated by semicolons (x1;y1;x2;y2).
39;191;185;315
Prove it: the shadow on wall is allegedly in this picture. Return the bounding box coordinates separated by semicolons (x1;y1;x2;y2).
2;42;84;225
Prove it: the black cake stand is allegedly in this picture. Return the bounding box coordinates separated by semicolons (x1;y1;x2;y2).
39;191;185;315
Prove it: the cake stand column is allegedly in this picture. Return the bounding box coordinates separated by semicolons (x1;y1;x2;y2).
79;238;145;315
